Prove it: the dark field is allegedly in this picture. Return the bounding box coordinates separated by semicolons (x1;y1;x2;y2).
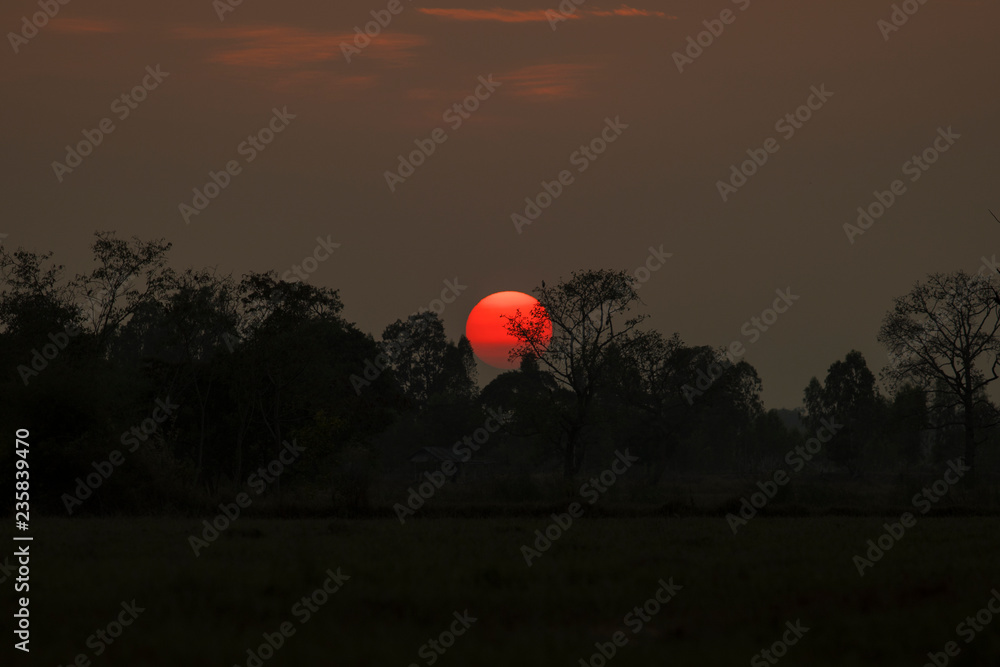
17;515;1000;666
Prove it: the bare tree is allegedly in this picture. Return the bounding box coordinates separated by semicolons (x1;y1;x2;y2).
878;271;1000;481
72;231;172;353
504;269;645;478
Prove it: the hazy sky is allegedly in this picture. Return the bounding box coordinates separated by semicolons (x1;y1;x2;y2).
2;0;998;408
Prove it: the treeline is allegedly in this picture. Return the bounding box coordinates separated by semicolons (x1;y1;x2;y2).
0;233;996;515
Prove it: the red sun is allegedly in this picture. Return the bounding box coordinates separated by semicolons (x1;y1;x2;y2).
465;291;552;369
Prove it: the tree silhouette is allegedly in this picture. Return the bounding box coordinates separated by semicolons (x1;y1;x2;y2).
504;269;645;478
72;231;172;354
381;311;476;409
878;271;1000;481
804;350;882;475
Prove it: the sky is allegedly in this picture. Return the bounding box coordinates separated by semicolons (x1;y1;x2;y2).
1;0;998;409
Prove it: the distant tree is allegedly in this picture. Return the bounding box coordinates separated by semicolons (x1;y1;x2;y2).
436;335;478;404
610;332;762;477
381;312;476;409
803;350;882;474
886;384;930;466
878;271;1000;481
0;236;401;511
121;269;240;486
373;314;480;486
71;231;172;354
741;409;804;475
0;247;78;340
505;269;645;478
480;354;569;470
0;241;147;512
675;345;763;472
235;272;347;497
607;332;687;481
923;379;997;466
695;353;764;471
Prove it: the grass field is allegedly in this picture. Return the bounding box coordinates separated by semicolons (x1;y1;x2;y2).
13;515;1000;666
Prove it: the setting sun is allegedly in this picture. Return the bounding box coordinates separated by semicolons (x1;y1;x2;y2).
465;291;552;368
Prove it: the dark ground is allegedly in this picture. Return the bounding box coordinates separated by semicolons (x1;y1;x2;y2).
8;514;1000;666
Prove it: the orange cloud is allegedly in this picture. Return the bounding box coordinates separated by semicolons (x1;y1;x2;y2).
590;6;675;19
171;25;426;68
419;4;674;22
418;8;564;22
503;63;600;100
